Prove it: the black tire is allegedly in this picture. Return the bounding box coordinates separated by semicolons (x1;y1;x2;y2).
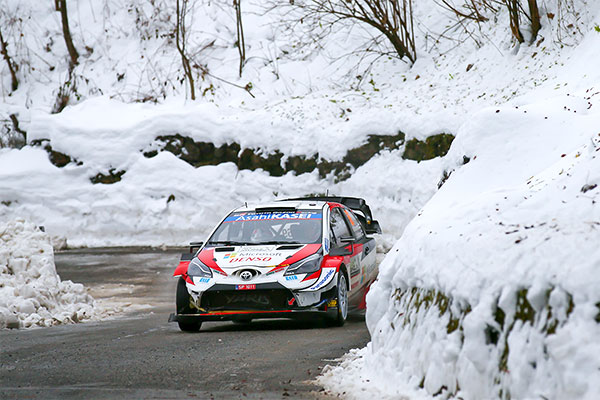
176;277;202;332
328;272;348;327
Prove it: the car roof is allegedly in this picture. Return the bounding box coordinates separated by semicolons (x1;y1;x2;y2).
234;200;327;213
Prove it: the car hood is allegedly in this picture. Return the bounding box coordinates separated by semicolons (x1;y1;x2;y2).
206;244;320;271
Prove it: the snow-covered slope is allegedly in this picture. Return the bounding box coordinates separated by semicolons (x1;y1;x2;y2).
2;0;594;247
319;5;600;399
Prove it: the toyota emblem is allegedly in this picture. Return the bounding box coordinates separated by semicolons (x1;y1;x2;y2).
240;270;253;281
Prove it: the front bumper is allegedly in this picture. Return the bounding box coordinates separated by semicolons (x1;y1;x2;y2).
169;281;340;323
169;305;340;323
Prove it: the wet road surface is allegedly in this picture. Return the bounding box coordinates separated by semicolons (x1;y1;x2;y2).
0;248;370;399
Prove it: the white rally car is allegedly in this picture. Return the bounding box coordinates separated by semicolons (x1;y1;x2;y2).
169;196;381;331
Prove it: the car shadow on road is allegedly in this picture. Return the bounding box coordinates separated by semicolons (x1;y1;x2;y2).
171;313;366;333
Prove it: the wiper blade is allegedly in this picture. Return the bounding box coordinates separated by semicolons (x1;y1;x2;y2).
254;240;305;245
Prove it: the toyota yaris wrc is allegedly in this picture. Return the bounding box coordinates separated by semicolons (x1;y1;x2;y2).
169;197;381;331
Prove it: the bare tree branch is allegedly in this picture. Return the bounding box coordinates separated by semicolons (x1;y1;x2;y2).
291;0;417;64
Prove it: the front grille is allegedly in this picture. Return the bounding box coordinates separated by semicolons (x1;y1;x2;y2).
201;289;291;311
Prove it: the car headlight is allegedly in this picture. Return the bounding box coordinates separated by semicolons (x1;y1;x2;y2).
284;253;322;276
187;258;213;278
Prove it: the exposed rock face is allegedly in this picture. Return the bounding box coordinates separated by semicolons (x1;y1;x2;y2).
31;139;75;167
403;133;455;162
34;131;455;183
90;169;126;184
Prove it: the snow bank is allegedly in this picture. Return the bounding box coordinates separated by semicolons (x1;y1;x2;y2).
316;3;600;399
0;144;441;247
0;219;97;328
322;84;600;400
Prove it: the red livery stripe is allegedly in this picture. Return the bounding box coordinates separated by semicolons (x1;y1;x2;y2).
198;310;293;316
198;248;227;276
267;243;322;274
173;261;190;277
302;269;321;282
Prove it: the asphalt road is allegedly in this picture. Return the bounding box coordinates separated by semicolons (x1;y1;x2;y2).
0;248;371;399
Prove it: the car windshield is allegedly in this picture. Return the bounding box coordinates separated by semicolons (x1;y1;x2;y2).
207;210;323;246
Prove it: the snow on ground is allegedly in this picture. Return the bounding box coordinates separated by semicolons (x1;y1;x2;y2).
320;7;600;399
0;219;98;328
323;90;600;400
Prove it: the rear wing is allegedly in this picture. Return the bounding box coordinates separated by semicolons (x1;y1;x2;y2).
282;196;382;235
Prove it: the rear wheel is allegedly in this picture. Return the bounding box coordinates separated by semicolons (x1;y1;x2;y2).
176;277;202;332
328;272;348;327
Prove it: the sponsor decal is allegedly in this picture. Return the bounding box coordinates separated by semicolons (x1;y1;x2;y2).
312;269;334;290
288;297;296;306
285;275;298;281
327;299;337;307
226;293;268;305
229;256;273;263
350;262;361;277
324;238;330;253
223;249;283;264
197;278;210;283
224;212;322;223
235;284;256;290
236;250;282;258
239;246;273;252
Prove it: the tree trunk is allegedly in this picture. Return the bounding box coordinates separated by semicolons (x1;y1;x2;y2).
528;0;541;41
234;0;246;77
9;114;26;143
0;28;19;92
505;0;524;43
176;0;196;100
57;0;79;67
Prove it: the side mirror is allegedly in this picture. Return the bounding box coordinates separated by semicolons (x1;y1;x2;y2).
329;236;355;256
180;252;194;261
365;220;382;235
189;241;204;253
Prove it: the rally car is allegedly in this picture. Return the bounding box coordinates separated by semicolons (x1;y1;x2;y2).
168;196;381;331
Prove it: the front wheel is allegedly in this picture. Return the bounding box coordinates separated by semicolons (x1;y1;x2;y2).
176;277;202;332
328;272;348;327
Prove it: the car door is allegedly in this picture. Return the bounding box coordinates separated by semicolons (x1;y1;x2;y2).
329;207;368;301
340;207;377;291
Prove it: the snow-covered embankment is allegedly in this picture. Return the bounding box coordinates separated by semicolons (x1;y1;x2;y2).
0;219;97;329
320;88;600;399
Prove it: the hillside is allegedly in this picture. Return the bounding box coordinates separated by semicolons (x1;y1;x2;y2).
1;0;600;398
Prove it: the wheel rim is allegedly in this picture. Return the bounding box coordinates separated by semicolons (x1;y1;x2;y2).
339;274;348;320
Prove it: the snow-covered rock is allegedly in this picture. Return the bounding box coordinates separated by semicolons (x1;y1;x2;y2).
0;219;97;329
